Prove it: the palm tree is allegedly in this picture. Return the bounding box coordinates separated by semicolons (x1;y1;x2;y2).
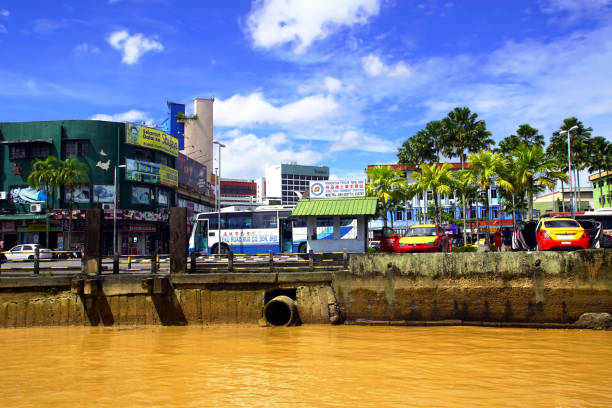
496;160;524;230
551;118;592;211
27;156;59;248
398;131;436;221
546;134;569;211
423;120;446;163
468;151;509;245
513;144;568;221
410;163;454;225
366;165;407;228
496;124;544;155
56;158;89;250
441;107;493;239
452;169;477;245
586;136;612;208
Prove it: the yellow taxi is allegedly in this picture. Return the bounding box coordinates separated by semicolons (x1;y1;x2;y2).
535;217;589;251
393;224;447;253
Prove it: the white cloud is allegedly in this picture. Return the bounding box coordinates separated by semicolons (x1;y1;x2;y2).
0;24;6;34
0;9;9;17
362;54;411;78
214;129;324;179
215;92;339;126
246;0;381;53
324;76;342;93
329;130;395;153
74;43;100;54
107;30;163;64
90;109;152;123
539;0;611;16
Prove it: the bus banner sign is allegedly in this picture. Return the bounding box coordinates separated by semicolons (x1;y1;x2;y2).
309;179;366;198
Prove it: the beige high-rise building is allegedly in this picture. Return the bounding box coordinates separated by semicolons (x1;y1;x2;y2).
181;98;214;185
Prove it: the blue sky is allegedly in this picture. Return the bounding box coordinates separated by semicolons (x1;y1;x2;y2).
1;0;612;181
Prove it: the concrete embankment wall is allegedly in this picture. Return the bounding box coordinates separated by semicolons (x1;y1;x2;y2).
338;250;612;324
1;250;611;327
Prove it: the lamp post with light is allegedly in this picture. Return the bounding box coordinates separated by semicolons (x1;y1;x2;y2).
559;125;579;218
212;140;225;255
113;164;126;256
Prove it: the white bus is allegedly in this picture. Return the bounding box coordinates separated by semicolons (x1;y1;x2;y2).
189;205;307;255
188;205;359;255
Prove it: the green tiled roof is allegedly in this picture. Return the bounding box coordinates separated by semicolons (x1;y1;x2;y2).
292;197;378;216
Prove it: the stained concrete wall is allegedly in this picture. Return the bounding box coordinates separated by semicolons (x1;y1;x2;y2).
0;251;611;327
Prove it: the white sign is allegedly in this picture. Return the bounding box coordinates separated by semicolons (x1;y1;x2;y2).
309;179;366;198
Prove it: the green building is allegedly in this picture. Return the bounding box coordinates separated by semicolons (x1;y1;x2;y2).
590;171;612;209
0;120;179;254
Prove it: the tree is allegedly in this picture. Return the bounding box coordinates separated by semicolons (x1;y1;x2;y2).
423;120;446;163
366;166;407;228
467;151;509;245
410;163;454;226
586;136;612;208
56;158;89;250
441;107;493;240
27;156;59;248
551;118;592;211
397;130;436;167
497;124;544;155
451;169;477;245
513;144;567;221
495;160;525;230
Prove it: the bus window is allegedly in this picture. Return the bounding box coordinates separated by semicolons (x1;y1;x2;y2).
293;217;307;228
254;212;277;228
227;213;253;229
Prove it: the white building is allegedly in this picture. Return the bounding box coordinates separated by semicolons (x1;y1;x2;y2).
265;163;329;205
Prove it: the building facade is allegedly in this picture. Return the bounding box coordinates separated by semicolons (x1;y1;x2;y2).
533;187;593;215
589;171;612;210
0;120;179;254
265;164;329;205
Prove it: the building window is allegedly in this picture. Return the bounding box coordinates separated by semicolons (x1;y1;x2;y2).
9;144;27;159
395;210;403;221
406;212;412;221
492;209;499;218
64;141;88;157
427;191;433;200
134;148;153;162
30;143;51;158
491;189;497;199
159;154;169;166
448;192;454;200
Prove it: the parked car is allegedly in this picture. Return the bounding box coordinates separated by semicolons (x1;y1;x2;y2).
535;218;589;251
379;226;396;253
2;244;53;261
393;224;448;253
575;218;601;247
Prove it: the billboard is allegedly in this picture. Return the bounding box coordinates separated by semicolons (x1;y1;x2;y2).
64;186;90;203
93;185;114;203
9;186;46;204
125;123;179;157
125;159;178;187
309;179;366;198
177;154;207;189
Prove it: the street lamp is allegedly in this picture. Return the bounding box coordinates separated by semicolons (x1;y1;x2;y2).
560;125;579;218
213;140;226;255
113;164;127;256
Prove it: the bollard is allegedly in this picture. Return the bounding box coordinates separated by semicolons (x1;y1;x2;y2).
151;252;158;274
269;250;274;273
113;252;119;274
34;247;40;275
309;249;314;272
127;256;132;270
343;248;348;270
228;251;234;272
190;251;196;274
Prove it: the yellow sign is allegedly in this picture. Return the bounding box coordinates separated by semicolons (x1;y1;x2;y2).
159;164;178;187
126;123;179;157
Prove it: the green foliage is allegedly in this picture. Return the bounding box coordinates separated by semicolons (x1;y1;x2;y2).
175;112;198;120
411;163;454;225
451;246;477;253
441;107;493;169
366;165;407;227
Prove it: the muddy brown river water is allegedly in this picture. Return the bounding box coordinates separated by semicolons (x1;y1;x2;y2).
0;325;610;407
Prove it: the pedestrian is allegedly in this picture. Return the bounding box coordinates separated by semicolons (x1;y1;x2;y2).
493;230;502;252
502;228;512;252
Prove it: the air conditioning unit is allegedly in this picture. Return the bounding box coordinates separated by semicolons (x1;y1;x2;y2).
102;203;114;210
0;191;6;200
30;203;43;213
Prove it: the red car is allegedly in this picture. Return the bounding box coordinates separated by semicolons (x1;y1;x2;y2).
393;224;449;253
535;218;590;251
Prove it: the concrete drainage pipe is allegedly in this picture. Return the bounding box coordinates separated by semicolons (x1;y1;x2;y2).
263;295;299;326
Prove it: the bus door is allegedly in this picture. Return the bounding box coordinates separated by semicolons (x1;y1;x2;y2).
194;219;209;254
279;218;293;253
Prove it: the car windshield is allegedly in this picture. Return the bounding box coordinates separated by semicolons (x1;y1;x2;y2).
544;220;580;228
405;227;437;237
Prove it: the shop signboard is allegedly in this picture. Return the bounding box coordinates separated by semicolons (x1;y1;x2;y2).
177;154;207;188
309;179;366;198
125;159;178;188
125;123;179;157
65;186;90;203
129;223;156;233
93;185;115;203
132;186;152;205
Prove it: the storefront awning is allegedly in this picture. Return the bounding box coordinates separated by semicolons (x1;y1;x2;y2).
0;139;52;144
292;197;378;216
0;214;49;221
